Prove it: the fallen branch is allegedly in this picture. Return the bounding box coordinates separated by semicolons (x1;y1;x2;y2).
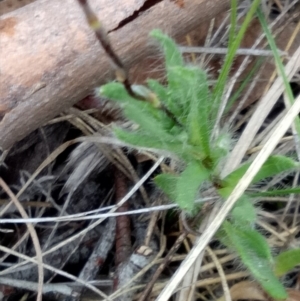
0;0;230;150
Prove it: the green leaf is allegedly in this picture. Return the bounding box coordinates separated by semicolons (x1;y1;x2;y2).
147;78;168;101
231;196;257;226
147;79;182;119
147;79;169;103
99;82;137;104
100;81;178;139
164;65;213;146
150;29;183;69
254;156;298;182
210;132;232;167
175;162;209;213
150;30;188;97
223;221;272;260
223;155;298;189
166;66;205;106
114;128;187;156
185;67;211;154
274;249;300;276
123;102;173;139
100;81;161;109
154;173;178;201
223;221;287;299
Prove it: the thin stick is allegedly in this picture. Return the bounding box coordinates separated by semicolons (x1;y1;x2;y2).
76;0;181;125
114;168;131;291
138;232;188;301
76;0;133;95
0;198;215;224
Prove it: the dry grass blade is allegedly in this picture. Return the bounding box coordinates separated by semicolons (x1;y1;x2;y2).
0;178;44;301
0;245;108;299
206;247;231;301
156;93;300;300
0;154;163;290
222;45;300;177
175;245;204;301
60;141;109;196
0;277;74;296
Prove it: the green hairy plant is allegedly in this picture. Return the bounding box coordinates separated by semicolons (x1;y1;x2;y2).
77;0;300;299
98;29;300;299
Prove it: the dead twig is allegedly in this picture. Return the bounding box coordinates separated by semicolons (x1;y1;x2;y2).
0;178;44;301
138;232;188;301
114;167;132;287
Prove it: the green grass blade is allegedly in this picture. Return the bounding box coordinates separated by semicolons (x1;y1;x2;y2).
256;8;300;135
212;0;261;116
228;0;238;48
249;187;300;197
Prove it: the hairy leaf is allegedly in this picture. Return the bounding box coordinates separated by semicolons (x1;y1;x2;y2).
231;196;257;226
150;29;184;70
147;79;182;119
175;162;209;213
210;132;232;168
224;156;299;188
123;102;173;139
114;128;186;156
274;249;300;276
162;65;213;151
99;82;137;104
154;173;178;201
223;222;287;299
185;67;211;153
